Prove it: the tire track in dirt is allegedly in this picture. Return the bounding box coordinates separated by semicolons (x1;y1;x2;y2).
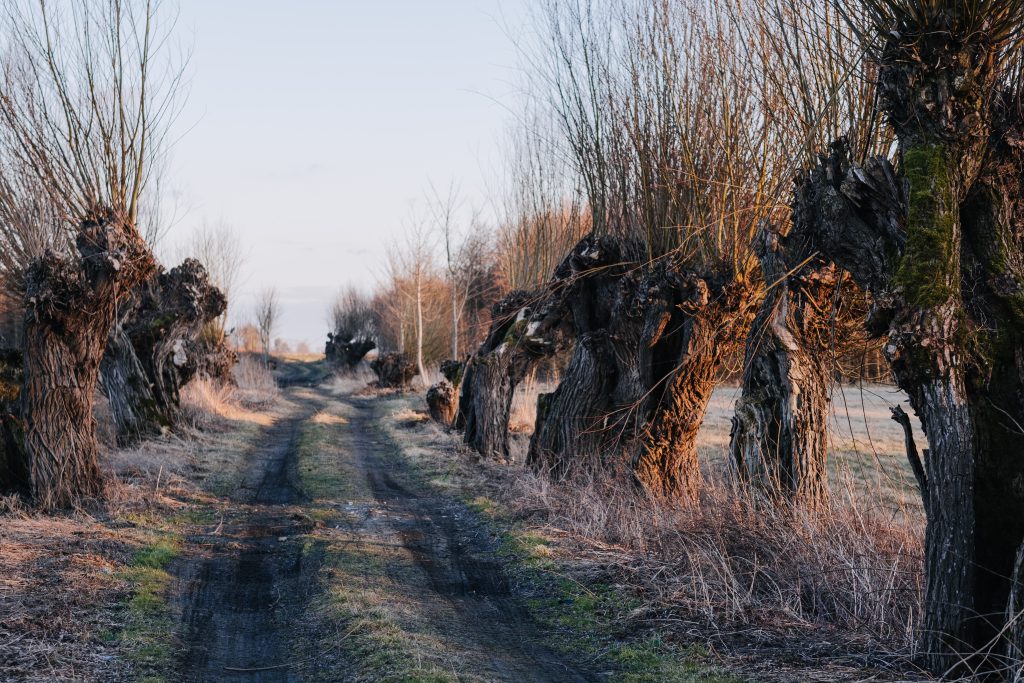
174;396;320;683
171;370;593;682
340;396;595;682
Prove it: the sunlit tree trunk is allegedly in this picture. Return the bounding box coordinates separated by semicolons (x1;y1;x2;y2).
462;290;563;460
527;235;754;499
729;223;834;508
22;210;155;509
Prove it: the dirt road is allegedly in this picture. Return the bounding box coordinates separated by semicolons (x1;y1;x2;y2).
171;376;594;682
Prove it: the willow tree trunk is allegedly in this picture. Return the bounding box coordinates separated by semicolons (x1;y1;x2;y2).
462;290;564;461
130;260;226;420
21;209;155;508
100;324;164;445
729;224;833;508
0;348;25;494
100;259;226;444
797;121;1024;672
527;235;752;499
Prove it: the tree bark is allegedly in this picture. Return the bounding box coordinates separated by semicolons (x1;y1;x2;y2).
371;352;417;389
99;324;164;445
0;348;25;495
100;258;226;444
21;208;156;509
462;290;564;461
729;223;834;508
126;260;227;418
526;235;753;499
426;360;464;427
795;123;1024;672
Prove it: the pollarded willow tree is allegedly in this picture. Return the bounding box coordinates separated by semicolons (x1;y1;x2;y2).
523;0;779;498
0;0;181;509
457;112;586;458
326;286;377;369
101;259;226;445
789;0;1024;672
729;0;888;507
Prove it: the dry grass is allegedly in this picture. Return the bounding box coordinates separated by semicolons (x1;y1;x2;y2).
180;377;275;428
232;354;280;408
325;364;377;396
1;364;286;682
377;386;930;681
512;474;922;654
0;513;137;682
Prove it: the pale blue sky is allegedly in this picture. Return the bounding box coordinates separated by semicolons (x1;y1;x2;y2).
164;1;531;348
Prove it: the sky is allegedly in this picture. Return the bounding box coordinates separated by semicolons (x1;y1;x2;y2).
163;1;532;349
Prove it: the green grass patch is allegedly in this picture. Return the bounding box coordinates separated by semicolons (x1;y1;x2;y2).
115;536;181;681
309;538;457;683
296;420;372;502
508;536;742;682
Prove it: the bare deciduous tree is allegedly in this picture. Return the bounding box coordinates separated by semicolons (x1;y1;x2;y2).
181;220;245;339
0;0;182;508
254;287;279;366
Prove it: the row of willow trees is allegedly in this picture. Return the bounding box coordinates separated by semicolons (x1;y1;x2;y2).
0;2;233;510
356;0;1024;677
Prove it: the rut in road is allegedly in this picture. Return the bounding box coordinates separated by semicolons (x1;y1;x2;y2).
171;380;593;682
175;398;318;683
337;395;595;682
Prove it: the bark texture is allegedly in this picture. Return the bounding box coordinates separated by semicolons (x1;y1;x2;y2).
100;259;226;445
729;222;835;508
21;208;156;509
797;97;1024;669
462;290;565;461
0;348;25;494
371;353;417;389
527;235;753;499
181;334;237;386
99;324;164;445
426;360;464;426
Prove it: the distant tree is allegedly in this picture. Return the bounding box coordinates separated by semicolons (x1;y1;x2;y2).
254;288;279;365
327;286;376;368
273;338;291;354
181;221;245;340
388;221;435;384
234;324;262;353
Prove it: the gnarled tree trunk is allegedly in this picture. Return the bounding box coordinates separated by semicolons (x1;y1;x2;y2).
426;360;464;426
100;258;226;444
729;223;834;508
21;209;155;509
127;259;227;420
326;334;376;369
0;348;25;494
797;117;1024;672
462;290;562;461
527;235;753;499
371;353;417;389
100;324;164;445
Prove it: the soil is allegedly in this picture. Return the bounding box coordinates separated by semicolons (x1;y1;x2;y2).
171;369;594;682
342;398;594;682
174;401;318;682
